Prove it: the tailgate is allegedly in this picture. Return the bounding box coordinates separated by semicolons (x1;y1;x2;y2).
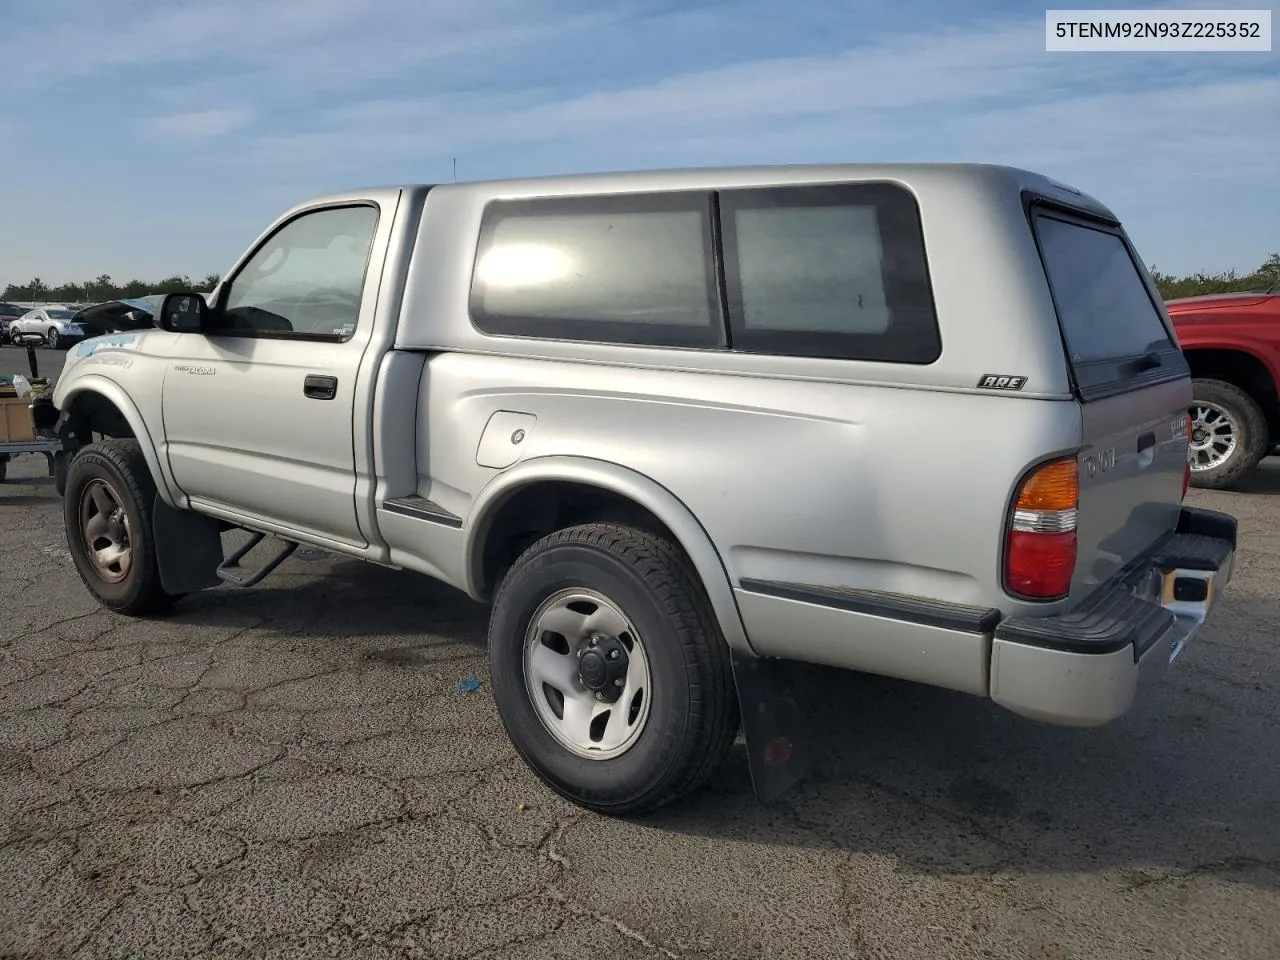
1074;378;1189;597
1031;204;1192;603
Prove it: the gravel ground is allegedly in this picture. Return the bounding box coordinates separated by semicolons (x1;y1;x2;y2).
1;346;1277;958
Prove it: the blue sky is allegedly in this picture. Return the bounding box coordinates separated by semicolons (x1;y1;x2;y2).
2;0;1276;286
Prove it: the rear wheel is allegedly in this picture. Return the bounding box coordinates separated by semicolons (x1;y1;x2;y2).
488;522;738;815
1188;378;1268;490
64;439;176;615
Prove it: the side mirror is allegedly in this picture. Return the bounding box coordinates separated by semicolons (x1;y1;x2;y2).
156;292;210;333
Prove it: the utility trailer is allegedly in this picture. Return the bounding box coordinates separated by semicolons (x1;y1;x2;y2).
0;345;62;483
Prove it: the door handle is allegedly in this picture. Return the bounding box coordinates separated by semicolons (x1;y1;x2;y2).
303;374;338;400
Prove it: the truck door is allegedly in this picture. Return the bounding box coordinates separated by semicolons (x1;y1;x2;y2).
161;202;386;547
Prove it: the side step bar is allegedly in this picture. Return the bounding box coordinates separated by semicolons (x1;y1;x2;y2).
216;532;297;587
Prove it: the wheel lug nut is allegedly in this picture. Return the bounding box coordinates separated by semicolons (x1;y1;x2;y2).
589;637;598;647
594;692;602;701
609;650;619;660
614;678;624;687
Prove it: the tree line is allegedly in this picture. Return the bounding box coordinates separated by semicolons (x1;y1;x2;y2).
1;274;221;304
3;253;1277;306
1148;253;1279;301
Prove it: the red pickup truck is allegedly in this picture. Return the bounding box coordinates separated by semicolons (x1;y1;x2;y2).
1168;290;1280;489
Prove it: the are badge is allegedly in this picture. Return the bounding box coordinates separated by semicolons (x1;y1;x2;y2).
976;374;1027;391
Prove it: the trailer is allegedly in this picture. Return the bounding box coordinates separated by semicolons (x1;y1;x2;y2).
0;345;62;483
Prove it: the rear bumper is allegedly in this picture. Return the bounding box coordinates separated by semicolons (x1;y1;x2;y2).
990;505;1236;726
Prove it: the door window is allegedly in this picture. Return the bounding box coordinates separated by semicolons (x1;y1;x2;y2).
217;205;379;339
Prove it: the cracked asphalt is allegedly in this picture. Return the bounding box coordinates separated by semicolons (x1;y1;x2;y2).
2;348;1278;959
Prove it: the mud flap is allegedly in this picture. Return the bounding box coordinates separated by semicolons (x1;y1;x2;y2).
53;451;68;496
153;496;224;594
730;650;812;804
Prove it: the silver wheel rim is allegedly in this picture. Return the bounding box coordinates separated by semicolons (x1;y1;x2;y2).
1189;402;1238;472
523;588;652;760
79;478;133;582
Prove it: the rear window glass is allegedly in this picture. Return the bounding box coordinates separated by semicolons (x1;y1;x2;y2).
1034;214;1175;365
470;193;721;349
719;183;941;363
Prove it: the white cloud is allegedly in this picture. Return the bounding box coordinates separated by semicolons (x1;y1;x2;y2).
140;108;253;141
4;0;632;94
2;0;1274;278
232;17;1277;188
951;77;1280;183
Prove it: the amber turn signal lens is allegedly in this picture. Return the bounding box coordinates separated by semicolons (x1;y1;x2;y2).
1015;458;1079;512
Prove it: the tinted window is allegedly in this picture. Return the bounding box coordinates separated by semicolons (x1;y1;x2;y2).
46;309;76;319
1034;214;1175;365
470;192;721;348
720;183;940;363
218;205;378;338
735;205;890;334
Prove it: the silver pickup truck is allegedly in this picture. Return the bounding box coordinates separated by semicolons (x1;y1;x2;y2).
45;164;1237;814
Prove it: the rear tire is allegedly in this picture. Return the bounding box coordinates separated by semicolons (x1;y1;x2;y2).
64;439;176;615
1188;378;1268;490
488;522;738;815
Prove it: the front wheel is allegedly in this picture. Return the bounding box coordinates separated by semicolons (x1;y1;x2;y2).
488;522;738;815
1188;378;1269;490
64;439;176;615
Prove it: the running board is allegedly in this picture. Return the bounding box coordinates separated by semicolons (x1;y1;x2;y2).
216;531;297;587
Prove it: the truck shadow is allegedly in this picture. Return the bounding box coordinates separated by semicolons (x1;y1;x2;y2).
1211;456;1280;496
171;555;1279;892
0;472;58;506
650;599;1280;891
170;550;490;639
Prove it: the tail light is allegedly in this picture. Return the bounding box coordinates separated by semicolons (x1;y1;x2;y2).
1182;417;1192;500
1005;457;1079;600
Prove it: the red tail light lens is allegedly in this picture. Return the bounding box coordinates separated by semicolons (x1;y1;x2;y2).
1005;458;1078;600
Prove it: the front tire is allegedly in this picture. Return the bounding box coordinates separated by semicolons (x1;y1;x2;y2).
488;522;738;815
1188;378;1268;490
64;440;175;615
45;328;60;349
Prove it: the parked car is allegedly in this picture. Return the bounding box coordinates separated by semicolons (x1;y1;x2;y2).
1167;289;1280;488
0;302;27;344
46;164;1236;814
70;296;163;339
9;306;88;348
